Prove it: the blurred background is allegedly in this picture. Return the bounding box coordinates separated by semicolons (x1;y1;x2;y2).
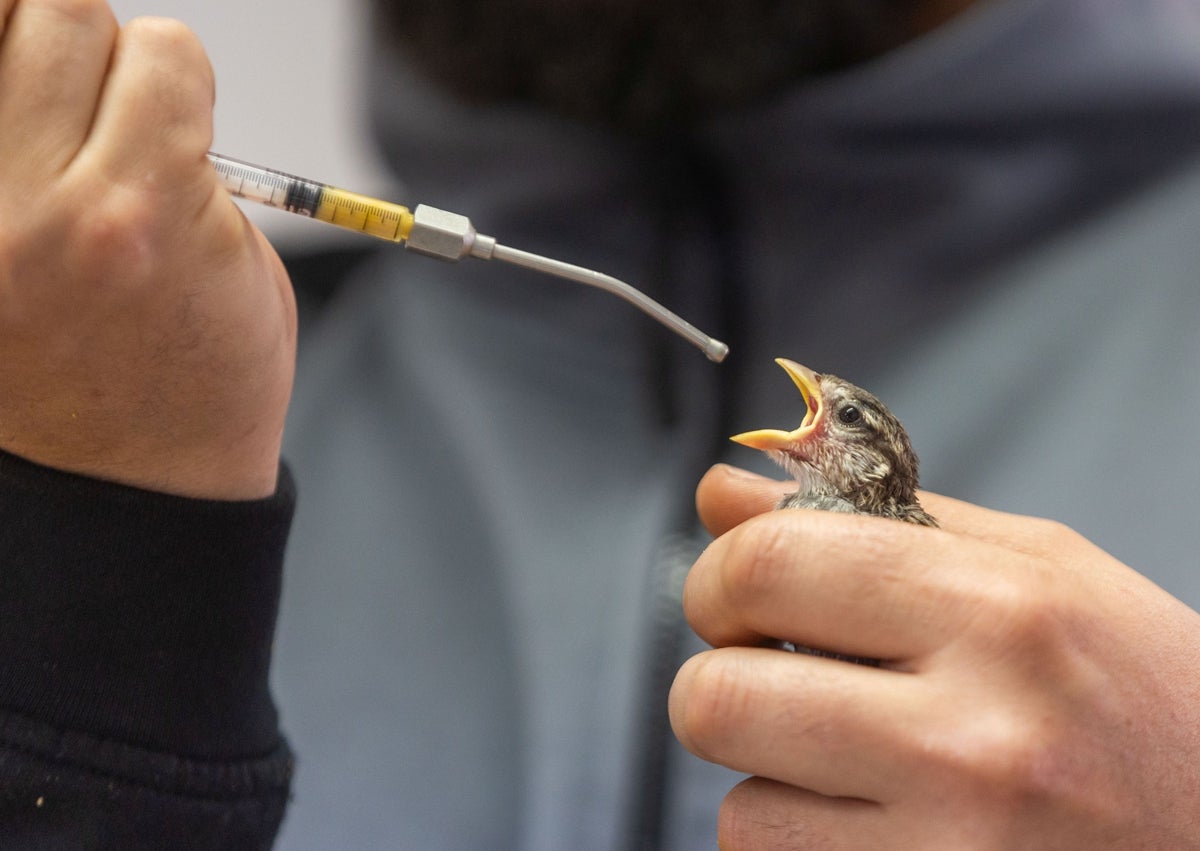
108;0;396;247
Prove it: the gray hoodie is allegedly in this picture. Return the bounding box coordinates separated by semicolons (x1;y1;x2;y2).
273;0;1200;846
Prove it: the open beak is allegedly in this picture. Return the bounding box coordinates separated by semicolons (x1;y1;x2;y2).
730;359;823;451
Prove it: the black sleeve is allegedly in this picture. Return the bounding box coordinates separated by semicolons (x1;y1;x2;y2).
0;449;296;850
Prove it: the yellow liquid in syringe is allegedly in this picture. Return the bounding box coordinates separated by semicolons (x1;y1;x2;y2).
313;188;414;243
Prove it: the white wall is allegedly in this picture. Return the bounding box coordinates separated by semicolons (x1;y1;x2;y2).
108;0;397;247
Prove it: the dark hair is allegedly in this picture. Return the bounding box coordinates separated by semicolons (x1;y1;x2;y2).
376;0;925;132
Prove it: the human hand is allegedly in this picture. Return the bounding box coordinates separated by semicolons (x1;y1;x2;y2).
671;464;1200;848
0;0;295;499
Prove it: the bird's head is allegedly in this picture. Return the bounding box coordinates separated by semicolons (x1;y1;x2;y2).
731;359;923;510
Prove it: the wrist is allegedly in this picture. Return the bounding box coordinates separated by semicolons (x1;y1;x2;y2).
0;405;287;501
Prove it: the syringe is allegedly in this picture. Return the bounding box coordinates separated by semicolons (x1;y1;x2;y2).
208;152;729;363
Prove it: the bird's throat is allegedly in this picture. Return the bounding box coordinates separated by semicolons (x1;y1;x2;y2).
771;451;836;499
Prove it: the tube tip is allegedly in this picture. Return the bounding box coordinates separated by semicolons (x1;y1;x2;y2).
705;339;731;363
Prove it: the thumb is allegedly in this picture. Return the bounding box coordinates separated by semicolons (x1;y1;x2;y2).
696;464;792;537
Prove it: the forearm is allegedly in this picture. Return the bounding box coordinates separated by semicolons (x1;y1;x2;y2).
0;448;295;849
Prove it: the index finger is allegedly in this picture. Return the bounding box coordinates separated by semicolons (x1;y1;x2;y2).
81;16;215;181
682;506;1031;662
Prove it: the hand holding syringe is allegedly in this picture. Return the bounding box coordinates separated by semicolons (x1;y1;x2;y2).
208;153;729;363
0;0;724;504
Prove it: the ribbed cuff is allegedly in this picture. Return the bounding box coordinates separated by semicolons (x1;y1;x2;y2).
0;448;295;760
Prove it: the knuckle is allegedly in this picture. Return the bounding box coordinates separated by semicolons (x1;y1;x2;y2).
1003;595;1065;654
927;709;1137;841
123;15;200;51
671;652;751;763
960;558;1072;656
68;187;161;285
718;782;771;850
123;16;214;105
922;693;1109;821
1025;515;1085;553
35;0;113;27
718;779;820;851
722;516;803;607
921;711;1053;807
984;577;1078;659
716;786;755;851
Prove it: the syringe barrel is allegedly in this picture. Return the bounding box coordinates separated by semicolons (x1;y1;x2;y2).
209;153;312;211
208;153;414;243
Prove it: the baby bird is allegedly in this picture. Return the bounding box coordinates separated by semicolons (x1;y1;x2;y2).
733;359;937;527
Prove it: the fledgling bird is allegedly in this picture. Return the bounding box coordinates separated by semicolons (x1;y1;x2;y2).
733;359;937;527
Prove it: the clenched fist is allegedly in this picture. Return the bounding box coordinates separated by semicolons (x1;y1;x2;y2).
0;0;295;499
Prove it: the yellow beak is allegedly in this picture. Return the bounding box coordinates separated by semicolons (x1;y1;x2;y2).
730;359;823;450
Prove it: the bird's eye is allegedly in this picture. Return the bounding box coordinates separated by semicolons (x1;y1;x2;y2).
837;405;862;425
